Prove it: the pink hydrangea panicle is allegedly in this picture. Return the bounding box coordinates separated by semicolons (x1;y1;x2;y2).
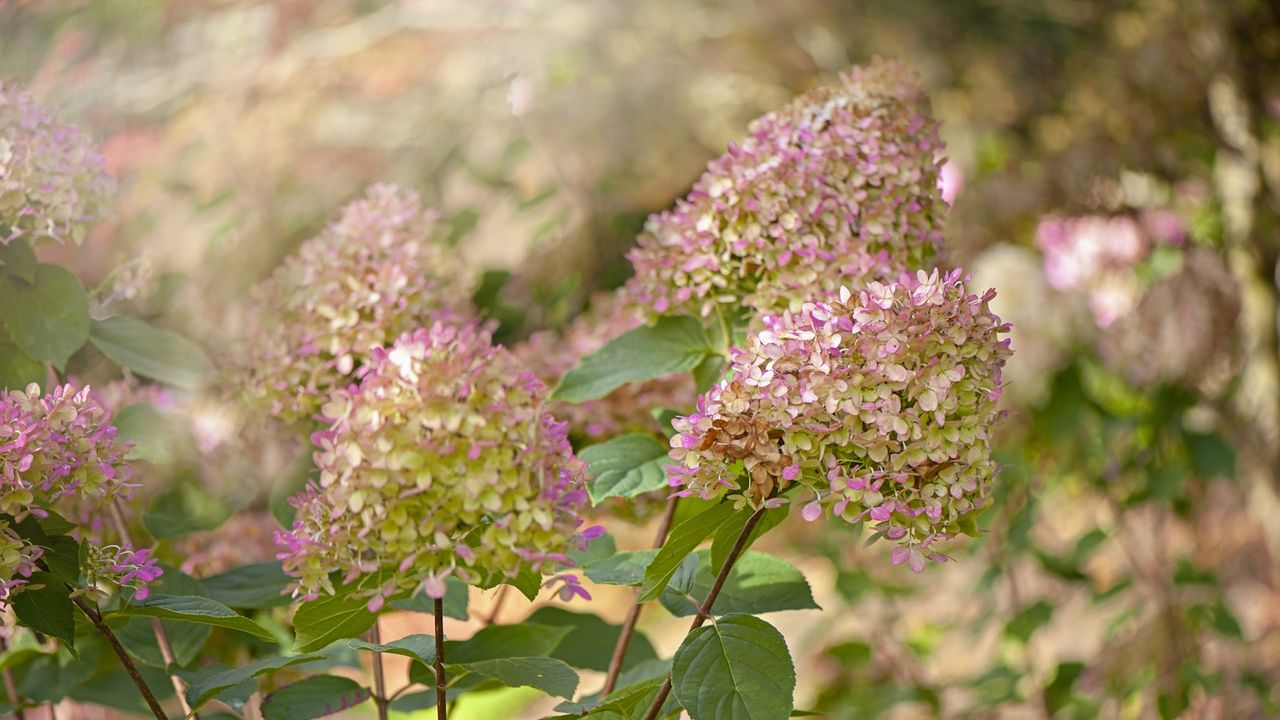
0;520;42;601
668;269;1011;570
276;319;591;608
240;184;475;424
625;58;946;321
0;79;113;245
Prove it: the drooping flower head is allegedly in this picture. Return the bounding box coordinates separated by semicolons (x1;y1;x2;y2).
0;383;159;599
0;80;112;245
668;270;1011;571
624;58;946;321
515;293;695;440
241;184;474;424
277;319;593;610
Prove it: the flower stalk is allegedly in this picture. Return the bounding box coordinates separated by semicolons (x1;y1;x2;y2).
72;594;168;720
367;621;389;720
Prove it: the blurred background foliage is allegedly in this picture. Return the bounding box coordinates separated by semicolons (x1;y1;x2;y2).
3;0;1280;718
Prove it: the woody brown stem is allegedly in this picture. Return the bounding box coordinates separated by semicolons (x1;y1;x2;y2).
640;506;766;720
601;496;680;695
73;595;168;720
434;598;448;720
367;620;389;720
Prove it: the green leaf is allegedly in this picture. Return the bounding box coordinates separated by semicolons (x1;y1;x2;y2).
113;594;277;642
527;607;658;672
659;551;819;617
671;614;795;720
453;657;579;698
583;550;658;586
71;665;177;711
692;353;724;393
202;561;293;609
553;316;711;403
349;634;436;665
11;572;75;650
38;534;81;585
639;501;738;602
0;264;89;370
710;505;786;573
446;623;572;664
292;593;377;653
261;675;371;720
14;646;94;703
388;576;469;619
1184;431;1236;480
581;434;671;504
185;654;326;710
0;339;44;391
113;403;192;464
1044;661;1086;715
568;532;617;567
0;239;37;283
117;567;213;667
142;479;231;540
1004;600;1054;644
89;315;213;390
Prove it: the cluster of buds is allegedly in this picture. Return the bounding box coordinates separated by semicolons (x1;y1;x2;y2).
1035;210;1183;328
515;293;695;439
624;58;945;322
0;79;112;245
277;319;594;611
668;270;1011;571
241;184;474;424
0;383;160;599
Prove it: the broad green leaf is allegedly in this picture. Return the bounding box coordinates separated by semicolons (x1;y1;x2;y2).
89;315;213;389
660;551;819;617
453;657;578;699
261;675;371;720
349;634;436;665
1044;661;1086;715
292;593;377;652
446;623;572;664
0;264;89;370
14;646;94;703
1184;431;1236;480
554;316;711;403
0;239;36;283
671;614;795;720
117;567;212;667
583;550;657;586
71;666;177;712
527;607;658;672
12;572;75;650
568;532;617;567
1004;600;1054;644
35;534;80;585
710;506;786;573
177;663;257;712
639;501;738;602
185;654;326;710
202;561;292;609
0;339;43;391
388;576;469;619
142;479;231;540
113;594;276;642
580;434;671;504
113;403;192;464
692;353;724;393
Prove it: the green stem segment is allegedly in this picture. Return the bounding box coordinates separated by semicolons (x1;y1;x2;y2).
72;595;169;720
368;620;389;720
601;496;681;695
434;598;447;720
640;506;767;720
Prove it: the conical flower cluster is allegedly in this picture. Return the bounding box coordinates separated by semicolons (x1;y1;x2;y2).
668;270;1011;570
276;319;593;610
0;80;112;246
241;184;473;424
624;58;945;322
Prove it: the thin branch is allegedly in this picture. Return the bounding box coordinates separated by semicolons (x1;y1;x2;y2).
108;500;197;719
434;598;448;720
601;496;681;695
72;595;169;720
483;584;510;626
640;505;766;720
0;635;26;720
367;620;389;720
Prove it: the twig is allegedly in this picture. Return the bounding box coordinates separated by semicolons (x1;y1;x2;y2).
72;595;168;720
601;496;681;695
367;620;389;720
108;500;197;719
640;506;767;720
0;635;26;719
483;585;510;626
434;598;447;720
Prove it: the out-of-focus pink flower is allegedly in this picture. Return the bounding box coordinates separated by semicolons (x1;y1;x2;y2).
939;159;964;206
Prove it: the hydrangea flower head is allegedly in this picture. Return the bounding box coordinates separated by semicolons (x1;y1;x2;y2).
0;520;42;600
0;80;112;245
277;319;592;610
668;270;1011;571
625;58;946;320
241;184;474;424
